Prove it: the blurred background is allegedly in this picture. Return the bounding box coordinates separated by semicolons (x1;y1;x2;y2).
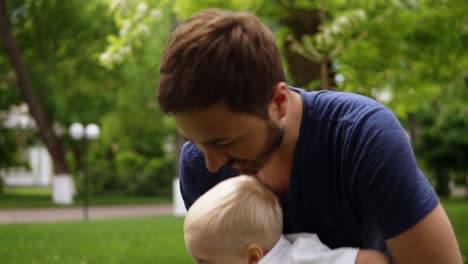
0;0;466;263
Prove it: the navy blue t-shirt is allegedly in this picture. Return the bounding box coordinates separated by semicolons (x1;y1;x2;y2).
179;87;439;257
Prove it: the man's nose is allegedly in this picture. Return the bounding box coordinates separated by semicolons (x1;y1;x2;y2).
201;146;229;173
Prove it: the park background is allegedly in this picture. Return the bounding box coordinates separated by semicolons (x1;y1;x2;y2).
0;0;467;263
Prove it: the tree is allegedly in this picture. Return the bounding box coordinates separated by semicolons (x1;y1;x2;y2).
0;0;72;202
334;0;467;118
290;8;367;89
0;0;121;202
415;100;468;196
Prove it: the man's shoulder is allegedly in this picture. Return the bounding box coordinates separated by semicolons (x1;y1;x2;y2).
296;88;389;125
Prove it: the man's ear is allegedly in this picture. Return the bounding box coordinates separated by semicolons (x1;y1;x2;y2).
270;82;289;119
245;244;264;264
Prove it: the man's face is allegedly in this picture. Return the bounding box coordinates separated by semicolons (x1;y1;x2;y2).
174;104;284;175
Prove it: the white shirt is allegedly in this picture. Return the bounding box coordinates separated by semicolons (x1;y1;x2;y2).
258;233;359;264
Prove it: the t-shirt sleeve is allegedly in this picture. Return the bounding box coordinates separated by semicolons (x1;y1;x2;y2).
286;233;359;264
348;107;439;239
179;142;204;209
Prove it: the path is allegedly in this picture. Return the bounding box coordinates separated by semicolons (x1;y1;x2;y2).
0;204;173;224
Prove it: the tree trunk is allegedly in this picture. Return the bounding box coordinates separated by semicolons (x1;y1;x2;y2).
0;1;69;175
321;57;329;90
281;9;335;90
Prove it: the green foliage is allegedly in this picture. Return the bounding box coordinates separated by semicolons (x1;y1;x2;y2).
290;9;367;62
86;158;119;195
2;0;178;196
100;0;165;68
115;151;174;196
133;157;174;196
0;128;18;169
115;150;146;184
7;0;118;125
416;103;468;172
415;101;468;196
336;0;467;118
0;128;16;195
87;0;179;196
172;0;265;19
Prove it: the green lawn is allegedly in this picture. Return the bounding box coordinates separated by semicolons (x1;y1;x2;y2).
442;198;468;263
0;216;192;264
0;198;466;263
0;187;172;209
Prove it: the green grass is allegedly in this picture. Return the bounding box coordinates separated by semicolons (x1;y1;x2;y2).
0;187;172;209
0;198;466;263
4;186;52;195
442;198;468;263
0;216;192;264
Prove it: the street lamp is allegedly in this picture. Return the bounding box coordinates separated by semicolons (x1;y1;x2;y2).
69;122;100;221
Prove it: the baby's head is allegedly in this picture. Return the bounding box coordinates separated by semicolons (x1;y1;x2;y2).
184;175;283;264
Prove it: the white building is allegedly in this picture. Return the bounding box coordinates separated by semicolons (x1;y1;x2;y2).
0;104;52;187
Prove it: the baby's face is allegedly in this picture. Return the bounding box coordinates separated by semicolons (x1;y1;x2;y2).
185;233;249;264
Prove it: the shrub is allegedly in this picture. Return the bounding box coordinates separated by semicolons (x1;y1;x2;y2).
115;151;175;196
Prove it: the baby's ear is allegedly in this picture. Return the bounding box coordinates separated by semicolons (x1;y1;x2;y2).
246;244;264;264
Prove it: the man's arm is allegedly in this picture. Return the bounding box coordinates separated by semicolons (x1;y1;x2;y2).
347;106;462;263
355;249;390;264
386;203;462;264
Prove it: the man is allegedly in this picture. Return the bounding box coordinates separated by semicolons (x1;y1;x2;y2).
157;9;462;263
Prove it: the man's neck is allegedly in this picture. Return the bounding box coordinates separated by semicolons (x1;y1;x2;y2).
280;89;303;159
259;90;303;194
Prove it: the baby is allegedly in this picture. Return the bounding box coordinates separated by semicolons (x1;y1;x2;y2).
184;175;389;264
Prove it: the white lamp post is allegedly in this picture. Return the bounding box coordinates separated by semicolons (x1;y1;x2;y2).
69;122;100;220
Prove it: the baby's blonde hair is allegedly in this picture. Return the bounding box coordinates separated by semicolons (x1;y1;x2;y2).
184;175;283;254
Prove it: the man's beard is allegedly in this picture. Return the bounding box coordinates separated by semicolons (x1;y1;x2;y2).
229;120;285;175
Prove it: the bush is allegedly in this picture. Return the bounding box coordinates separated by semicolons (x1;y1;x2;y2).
115;151;175;196
133;157;174;196
114;150;145;194
85;159;119;194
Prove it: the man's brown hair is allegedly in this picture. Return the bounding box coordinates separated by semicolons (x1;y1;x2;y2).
158;9;286;117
